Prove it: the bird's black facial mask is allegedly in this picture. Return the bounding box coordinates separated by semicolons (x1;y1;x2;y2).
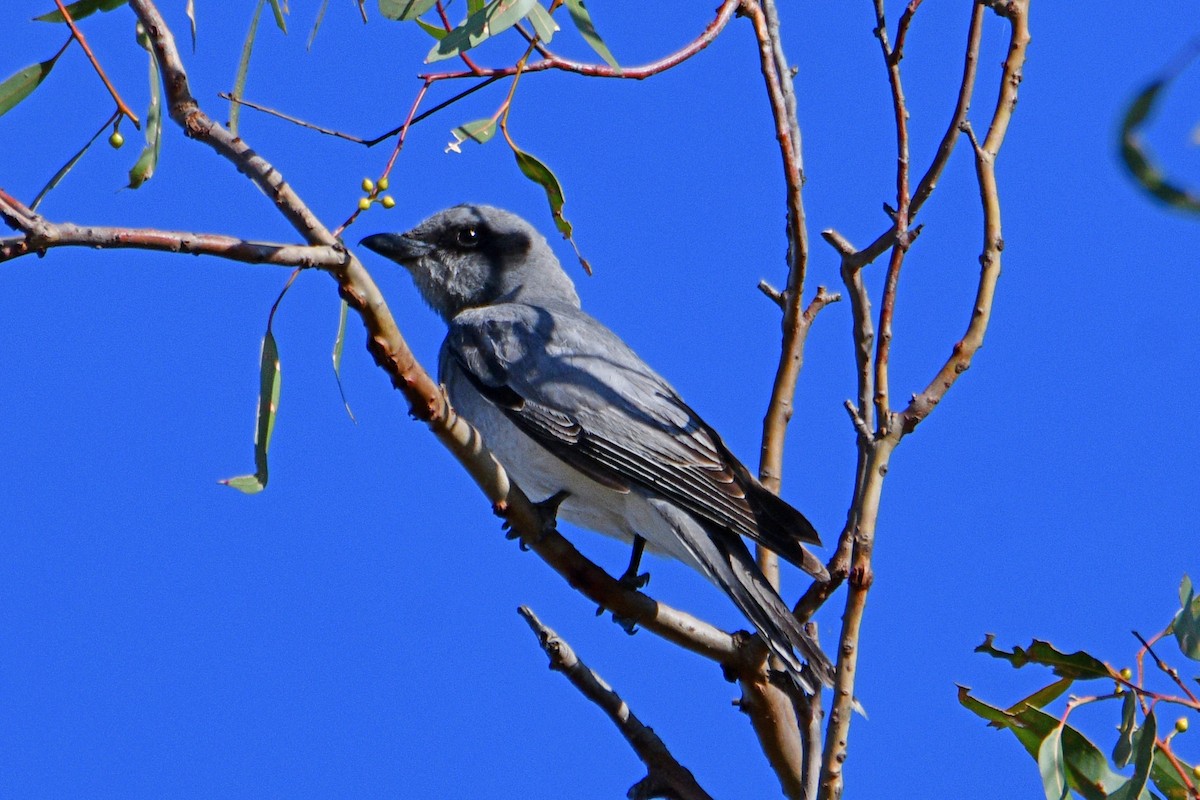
363;205;566;322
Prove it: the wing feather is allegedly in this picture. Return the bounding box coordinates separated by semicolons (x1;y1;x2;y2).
445;305;824;575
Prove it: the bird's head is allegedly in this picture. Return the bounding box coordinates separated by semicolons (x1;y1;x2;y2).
360;204;580;322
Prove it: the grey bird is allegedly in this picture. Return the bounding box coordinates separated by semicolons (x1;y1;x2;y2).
361;205;833;692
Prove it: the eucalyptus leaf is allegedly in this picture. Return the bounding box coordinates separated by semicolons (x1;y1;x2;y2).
378;0;437;20
34;0;126;23
427;0;536;63
221;330;282;494
563;0;619;72
0;50;65;118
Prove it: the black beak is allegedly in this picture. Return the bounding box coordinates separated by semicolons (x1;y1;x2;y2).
359;233;434;264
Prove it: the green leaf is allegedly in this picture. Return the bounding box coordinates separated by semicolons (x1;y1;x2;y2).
331;298;356;423
526;2;558;43
468;0;485;14
426;0;536;63
1171;575;1200;661
267;0;288;34
0;50;65;118
221;330;282;494
1119;77;1200;213
445;118;497;152
976;635;1112;680
563;0;619;72
378;0;437;20
34;0;126;23
958;687;1128;800
31;114;111;210
128;24;162;189
307;0;331;49
1008;676;1075;714
512;146;570;237
1113;691;1138;767
1038;726;1069;800
414;18;448;40
1111;710;1156;800
229;0;266;137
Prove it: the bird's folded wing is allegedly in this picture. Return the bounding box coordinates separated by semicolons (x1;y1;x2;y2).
444;307;824;569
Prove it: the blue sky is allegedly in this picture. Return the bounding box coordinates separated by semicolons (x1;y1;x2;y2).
2;2;1198;798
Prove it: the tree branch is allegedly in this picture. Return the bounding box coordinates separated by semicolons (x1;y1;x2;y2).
517;607;714;800
417;0;740;82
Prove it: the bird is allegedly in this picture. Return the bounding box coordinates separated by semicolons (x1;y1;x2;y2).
361;204;833;692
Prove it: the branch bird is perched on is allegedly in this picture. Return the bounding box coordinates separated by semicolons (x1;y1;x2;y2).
362;205;833;692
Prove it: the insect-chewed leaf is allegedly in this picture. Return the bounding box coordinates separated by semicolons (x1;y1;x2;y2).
378;0;437;20
445;118;497;153
975;635;1111;680
958;687;1129;800
34;0;126;23
0;52;64;118
426;0;536;62
563;0;619;72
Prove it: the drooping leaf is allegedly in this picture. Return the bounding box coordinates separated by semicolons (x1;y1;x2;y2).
1119;75;1200;213
31;114;112;209
186;0;197;49
267;0;288;34
1171;574;1200;660
378;0;437;20
331;298;356;423
33;0;126;23
229;0;266;137
1038;726;1069;800
445;118;497;152
958;687;1129;800
1112;691;1138;767
221;330;282;494
128;24;162;189
1110;710;1156;800
307;0;331;49
511;145;569;236
526;2;558;43
563;0;619;72
0;49;65;118
976;635;1112;680
426;0;537;63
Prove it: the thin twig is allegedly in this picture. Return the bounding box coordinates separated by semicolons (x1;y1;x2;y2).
116;0;768;682
418;0;740;82
518;607;714;800
52;0;141;128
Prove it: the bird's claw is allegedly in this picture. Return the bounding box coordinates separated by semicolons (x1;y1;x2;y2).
504;490;570;550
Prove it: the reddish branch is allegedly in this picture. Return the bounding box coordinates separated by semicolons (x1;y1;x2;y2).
418;0;740;82
815;3;1030;798
0;0;787;718
52;0;141;128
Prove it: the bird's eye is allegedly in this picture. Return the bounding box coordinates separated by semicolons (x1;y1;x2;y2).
456;227;480;247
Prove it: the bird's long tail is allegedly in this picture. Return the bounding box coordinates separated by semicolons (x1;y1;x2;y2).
649;500;835;692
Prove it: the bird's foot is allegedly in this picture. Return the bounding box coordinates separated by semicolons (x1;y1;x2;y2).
502;490;570;551
595;535;649;634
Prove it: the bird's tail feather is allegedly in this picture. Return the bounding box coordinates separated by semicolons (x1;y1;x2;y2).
649;499;834;691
